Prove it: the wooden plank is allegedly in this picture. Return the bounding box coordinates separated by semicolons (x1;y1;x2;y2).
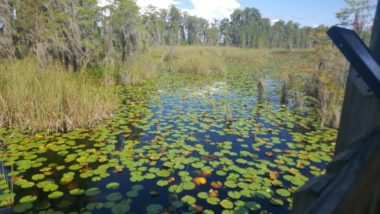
337;133;380;213
293;128;380;214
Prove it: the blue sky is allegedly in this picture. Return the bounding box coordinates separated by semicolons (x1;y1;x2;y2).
133;0;377;27
238;0;351;26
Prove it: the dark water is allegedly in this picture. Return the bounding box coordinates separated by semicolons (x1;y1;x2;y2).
0;71;336;214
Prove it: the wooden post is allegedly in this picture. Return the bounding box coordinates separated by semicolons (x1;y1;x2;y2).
335;0;380;155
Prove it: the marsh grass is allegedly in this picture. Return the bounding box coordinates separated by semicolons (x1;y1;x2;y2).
118;48;166;85
220;47;270;66
170;46;226;74
0;58;118;132
0;47;312;132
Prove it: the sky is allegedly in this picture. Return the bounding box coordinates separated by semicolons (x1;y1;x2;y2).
100;0;377;27
99;0;376;27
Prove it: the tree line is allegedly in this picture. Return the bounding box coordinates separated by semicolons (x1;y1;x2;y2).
142;6;315;49
0;0;336;71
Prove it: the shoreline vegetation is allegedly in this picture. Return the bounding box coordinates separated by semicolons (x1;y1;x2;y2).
0;0;365;132
0;46;346;132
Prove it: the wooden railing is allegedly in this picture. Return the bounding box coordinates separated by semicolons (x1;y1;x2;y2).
292;1;380;213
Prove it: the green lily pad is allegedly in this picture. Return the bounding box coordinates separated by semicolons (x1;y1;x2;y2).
106;192;123;202
197;192;208;199
106;182;120;190
19;195;37;203
183;182;196;190
228;191;241;199
13;202;33;213
276;189;291;197
156;180;169;187
69;188;84;196
48;191;64;199
157;170;171;177
37;181;58;192
126;190;139;198
146;204;163;214
85;188;101;197
132;184;144;191
270;198;284;206
224;181;237;188
112;203;130;213
246;201;261;210
220;199;234;209
207;197;220;205
181;195;196;205
31;174;45;181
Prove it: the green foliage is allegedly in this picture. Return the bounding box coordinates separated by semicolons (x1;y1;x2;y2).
336;0;375;34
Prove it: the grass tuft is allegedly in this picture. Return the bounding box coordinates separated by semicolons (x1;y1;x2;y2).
0;58;117;132
118;48;165;85
170;46;226;74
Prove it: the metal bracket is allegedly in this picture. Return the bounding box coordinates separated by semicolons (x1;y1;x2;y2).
349;69;374;96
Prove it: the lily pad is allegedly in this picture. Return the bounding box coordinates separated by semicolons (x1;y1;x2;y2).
48;191;64;199
276;189;291;197
181;195;196;205
183;182;196;190
19;195;37;203
69;188;85;196
106;192;123;202
156;170;170;177
246;201;261;210
156;180;169;187
31;174;45;181
85;188;101;197
146;204;163;214
220;199;234;209
197;192;208;199
106;182;120;190
228;191;241;199
206;197;220;205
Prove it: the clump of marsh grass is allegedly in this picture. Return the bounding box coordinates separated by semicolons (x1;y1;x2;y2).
220;47;270;66
170;46;226;74
0;58;118;132
118;48;166;85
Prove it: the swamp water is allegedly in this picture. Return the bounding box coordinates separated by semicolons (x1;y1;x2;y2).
0;68;336;213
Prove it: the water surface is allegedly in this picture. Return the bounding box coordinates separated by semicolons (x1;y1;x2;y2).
0;68;336;213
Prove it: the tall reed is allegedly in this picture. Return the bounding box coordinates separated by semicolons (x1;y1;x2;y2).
0;58;117;132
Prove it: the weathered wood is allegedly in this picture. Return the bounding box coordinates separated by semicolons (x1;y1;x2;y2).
335;0;380;154
293;127;380;214
337;134;380;213
292;175;335;214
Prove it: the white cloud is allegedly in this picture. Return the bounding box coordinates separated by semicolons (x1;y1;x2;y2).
98;0;179;9
187;0;240;21
135;0;179;10
98;0;240;21
270;18;280;25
